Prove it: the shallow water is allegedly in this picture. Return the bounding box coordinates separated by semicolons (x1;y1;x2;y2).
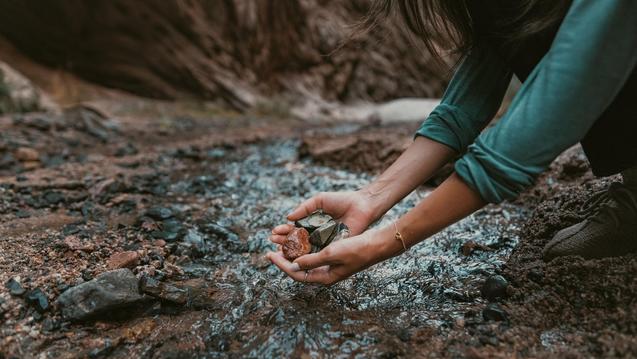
168;140;529;357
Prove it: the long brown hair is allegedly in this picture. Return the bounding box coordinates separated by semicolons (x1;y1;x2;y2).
364;0;570;65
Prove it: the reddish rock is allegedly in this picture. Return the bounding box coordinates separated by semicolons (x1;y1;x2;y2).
14;147;39;161
282;227;311;261
107;251;140;270
460;241;494;256
63;235;95;252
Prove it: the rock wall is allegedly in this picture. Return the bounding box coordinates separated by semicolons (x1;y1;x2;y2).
0;0;446;110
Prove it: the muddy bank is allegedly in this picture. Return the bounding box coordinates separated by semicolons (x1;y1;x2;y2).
0;107;635;358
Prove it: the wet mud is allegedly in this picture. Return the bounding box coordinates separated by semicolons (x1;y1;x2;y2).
0;109;635;358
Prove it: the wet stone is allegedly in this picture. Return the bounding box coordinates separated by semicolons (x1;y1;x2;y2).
480;275;509;302
25;288;49;313
295;210;332;232
309;219;338;247
43;191;65;205
482;303;508;322
283;227;311;261
151;219;184;242
461;240;494;256
15;209;30;218
5;278;26;296
145;206;174;220
56;269;143;321
183;229;207;256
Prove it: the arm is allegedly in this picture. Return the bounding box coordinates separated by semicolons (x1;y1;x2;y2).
268;173;486;285
286;44;513;232
456;0;637;203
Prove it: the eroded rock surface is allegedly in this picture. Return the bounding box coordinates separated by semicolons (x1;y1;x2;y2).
56;269;143;321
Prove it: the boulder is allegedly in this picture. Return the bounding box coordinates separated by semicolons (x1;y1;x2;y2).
56;269;143;321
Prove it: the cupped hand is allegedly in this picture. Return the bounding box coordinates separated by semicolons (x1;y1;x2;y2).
287;191;379;236
267;227;392;285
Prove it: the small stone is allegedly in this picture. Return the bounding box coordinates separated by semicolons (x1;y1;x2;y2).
14;147;39;162
444;289;473;302
145;207;174;220
332;222;350;241
480;275;509;302
25;288;49;313
183;229;207;256
5;278;26;296
63;235;94;252
295;210;332;232
56;269;143;321
482;303;508;322
460;240;493;256
15;209;31;218
107;251;140;270
43;191;65;205
309;219;338;248
152;218;184;242
283;227;311;260
154;239;166;247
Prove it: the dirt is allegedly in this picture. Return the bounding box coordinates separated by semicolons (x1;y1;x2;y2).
0;103;635;358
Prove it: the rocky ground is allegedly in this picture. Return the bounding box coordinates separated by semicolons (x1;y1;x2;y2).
0;101;635;358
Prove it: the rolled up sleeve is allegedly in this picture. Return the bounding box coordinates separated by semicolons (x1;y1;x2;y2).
416;43;513;152
455;0;637;203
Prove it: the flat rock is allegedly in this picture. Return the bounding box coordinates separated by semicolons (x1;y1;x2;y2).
14;147;39;162
295;210;332;232
309;219;337;248
107;251;140;270
5;278;26;296
56;269;143;321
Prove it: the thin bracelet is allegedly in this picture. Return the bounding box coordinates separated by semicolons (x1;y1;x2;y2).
393;221;408;252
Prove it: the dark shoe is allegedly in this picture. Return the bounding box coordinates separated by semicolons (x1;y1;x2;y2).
542;182;637;261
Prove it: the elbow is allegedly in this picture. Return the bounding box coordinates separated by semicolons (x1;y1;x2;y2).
454;141;541;203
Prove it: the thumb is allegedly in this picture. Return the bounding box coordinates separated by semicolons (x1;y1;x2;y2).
287;193;325;221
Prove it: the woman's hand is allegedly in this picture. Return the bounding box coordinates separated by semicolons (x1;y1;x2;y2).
286;190;381;236
267;226;398;285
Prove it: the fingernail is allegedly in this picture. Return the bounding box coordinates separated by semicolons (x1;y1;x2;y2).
290;263;300;272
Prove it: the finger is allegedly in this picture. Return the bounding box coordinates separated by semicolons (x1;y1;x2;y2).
293;250;335;270
272;224;294;235
303;266;334;284
287;194;324;220
266;251;306;281
269;234;287;245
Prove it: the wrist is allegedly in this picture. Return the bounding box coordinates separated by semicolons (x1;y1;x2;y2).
368;224;405;262
358;186;391;221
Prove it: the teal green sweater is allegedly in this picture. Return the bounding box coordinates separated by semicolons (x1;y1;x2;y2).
416;0;637;203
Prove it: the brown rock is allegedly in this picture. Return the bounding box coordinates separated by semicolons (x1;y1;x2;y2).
107;251;140;270
282;227;311;261
14;147;39;162
153;239;166;247
460;241;493;256
63;235;95;252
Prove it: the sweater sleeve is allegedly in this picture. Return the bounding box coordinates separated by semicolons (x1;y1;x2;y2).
416;43;513;152
455;0;637;203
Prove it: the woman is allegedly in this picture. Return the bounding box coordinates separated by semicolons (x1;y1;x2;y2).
267;0;637;285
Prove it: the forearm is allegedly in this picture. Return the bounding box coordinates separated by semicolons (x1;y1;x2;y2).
361;136;456;220
372;172;486;260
